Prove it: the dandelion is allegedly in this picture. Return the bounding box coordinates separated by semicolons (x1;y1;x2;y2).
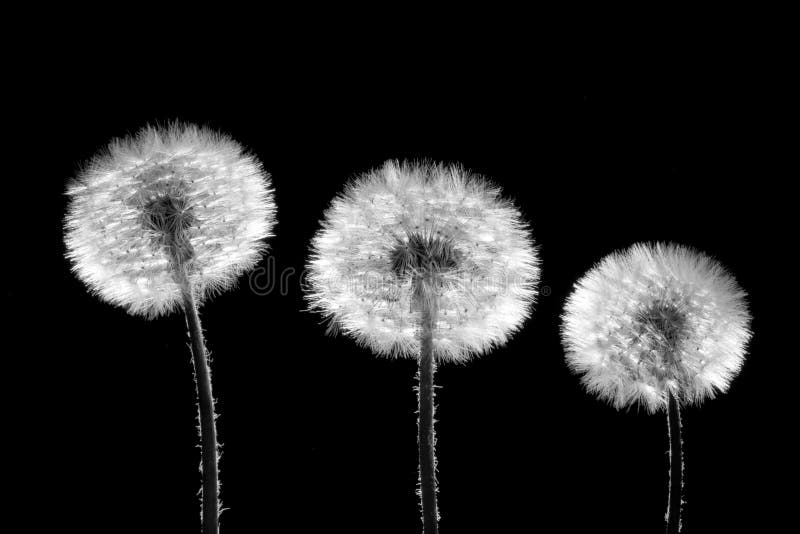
307;160;539;532
64;123;275;534
561;242;752;533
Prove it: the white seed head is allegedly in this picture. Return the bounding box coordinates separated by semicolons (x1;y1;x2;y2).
65;123;276;318
561;242;752;412
306;160;540;362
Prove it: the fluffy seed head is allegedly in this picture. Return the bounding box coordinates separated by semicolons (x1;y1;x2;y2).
561;243;752;412
306;160;540;362
65;123;276;317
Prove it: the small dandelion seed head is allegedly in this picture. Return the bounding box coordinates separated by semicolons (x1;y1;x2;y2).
64;123;276;318
561;242;752;412
306;160;540;362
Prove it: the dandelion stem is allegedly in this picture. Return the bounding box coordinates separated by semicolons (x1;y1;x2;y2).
665;390;683;534
418;290;439;534
177;265;219;534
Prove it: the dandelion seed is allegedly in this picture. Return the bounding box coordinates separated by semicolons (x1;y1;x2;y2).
307;160;539;532
64;123;275;534
561;242;752;533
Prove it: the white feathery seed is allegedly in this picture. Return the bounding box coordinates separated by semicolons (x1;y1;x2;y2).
65;123;276;317
561;242;752;412
306;160;540;362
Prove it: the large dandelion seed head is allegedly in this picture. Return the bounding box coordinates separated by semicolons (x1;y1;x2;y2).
306;161;540;362
561;243;752;412
65;123;276;318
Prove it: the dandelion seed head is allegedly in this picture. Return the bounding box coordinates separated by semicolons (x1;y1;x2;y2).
307;160;540;362
65;123;276;317
561;242;752;412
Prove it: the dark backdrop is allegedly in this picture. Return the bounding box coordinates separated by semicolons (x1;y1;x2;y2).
11;52;785;533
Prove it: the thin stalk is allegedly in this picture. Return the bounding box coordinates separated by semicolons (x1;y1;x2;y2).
176;264;219;534
418;290;439;534
665;390;683;534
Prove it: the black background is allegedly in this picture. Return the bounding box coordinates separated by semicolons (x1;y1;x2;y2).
10;39;787;533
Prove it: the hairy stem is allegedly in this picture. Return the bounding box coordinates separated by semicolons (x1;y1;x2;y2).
665;390;683;534
418;291;439;534
176;266;219;534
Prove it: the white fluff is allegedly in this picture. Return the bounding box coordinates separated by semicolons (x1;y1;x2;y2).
64;123;276;317
561;243;752;412
306;161;540;362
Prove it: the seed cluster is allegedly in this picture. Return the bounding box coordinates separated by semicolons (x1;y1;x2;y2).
561;243;752;411
306;161;540;361
65;124;276;317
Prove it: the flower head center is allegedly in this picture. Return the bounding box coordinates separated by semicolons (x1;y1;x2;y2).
390;233;460;278
143;193;196;265
632;302;690;386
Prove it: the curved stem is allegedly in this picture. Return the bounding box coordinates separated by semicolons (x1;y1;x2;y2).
177;267;219;534
665;391;683;534
418;295;439;534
